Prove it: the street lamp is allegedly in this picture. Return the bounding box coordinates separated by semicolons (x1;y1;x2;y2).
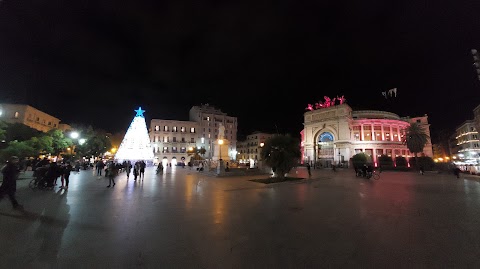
218;139;224;160
69;131;85;158
70;132;79;139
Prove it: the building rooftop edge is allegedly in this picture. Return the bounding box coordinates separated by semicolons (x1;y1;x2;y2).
0;103;61;121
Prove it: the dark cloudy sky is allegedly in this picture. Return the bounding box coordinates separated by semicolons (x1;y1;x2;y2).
1;0;479;141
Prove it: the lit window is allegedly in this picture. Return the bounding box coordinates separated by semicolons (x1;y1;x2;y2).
201;137;205;144
163;147;168;153
173;126;177;132
190;127;195;133
207;117;210;121
163;136;169;142
164;126;169;131
181;127;185;132
14;112;19;118
155;126;159;131
172;147;177;153
208;134;211;138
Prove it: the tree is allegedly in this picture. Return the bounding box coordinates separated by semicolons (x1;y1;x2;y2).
351;153;372;169
47;129;73;156
0;120;7;141
260;134;301;179
27;136;54;156
4;123;41;142
402;123;429;167
378;154;393;167
76;129;111;158
395;156;408;167
408;156;435;170
199;147;206;157
0;140;35;161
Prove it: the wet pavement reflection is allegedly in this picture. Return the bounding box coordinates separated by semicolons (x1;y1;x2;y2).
1;167;480;267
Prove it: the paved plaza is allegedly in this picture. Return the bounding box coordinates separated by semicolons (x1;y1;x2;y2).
1;167;480;268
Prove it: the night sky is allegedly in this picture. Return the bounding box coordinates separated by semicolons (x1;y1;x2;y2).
1;1;479;142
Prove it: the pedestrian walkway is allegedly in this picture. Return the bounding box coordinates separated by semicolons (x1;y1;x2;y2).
2;167;480;267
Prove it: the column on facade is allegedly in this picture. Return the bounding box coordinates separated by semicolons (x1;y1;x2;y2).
397;126;401;142
361;124;365;141
389;126;393;141
371;124;375;141
381;125;385;141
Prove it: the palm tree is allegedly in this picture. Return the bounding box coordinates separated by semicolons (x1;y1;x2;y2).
260;134;301;179
402;122;429;167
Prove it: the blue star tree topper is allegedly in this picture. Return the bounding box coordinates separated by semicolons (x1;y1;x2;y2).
135;107;145;117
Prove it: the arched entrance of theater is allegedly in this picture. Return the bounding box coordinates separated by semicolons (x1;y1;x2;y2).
316;132;335;168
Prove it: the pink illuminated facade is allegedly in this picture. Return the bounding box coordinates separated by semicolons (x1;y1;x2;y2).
302;104;433;167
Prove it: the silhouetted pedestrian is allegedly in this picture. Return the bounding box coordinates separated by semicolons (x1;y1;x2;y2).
0;156;22;210
453;166;461;179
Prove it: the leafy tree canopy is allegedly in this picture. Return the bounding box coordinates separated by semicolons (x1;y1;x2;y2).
4;123;42;142
47;129;73;156
260;134;301;178
351;153;372;169
0;140;35;161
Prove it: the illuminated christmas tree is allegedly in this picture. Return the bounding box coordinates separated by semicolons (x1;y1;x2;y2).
115;107;154;161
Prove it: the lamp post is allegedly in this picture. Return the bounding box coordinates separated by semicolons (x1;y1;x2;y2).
70;132;79;139
69;131;84;158
218;139;224;160
257;142;265;168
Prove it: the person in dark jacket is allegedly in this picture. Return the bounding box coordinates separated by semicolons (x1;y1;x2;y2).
453;166;461;179
61;162;73;189
45;162;61;188
0;156;22;209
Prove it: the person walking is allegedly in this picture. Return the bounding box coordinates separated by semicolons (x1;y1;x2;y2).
133;161;140;181
61;162;72;189
453;166;461;179
95;160;105;176
107;161;117;188
306;162;311;178
125;160;132;179
140;160;146;179
0;156;23;210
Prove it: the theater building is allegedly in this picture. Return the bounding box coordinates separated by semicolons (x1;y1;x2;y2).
302;103;433;167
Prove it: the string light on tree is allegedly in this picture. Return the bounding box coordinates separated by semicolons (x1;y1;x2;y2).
114;107;154;161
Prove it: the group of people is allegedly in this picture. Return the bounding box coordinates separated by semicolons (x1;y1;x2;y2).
96;160;147;188
33;159;73;189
